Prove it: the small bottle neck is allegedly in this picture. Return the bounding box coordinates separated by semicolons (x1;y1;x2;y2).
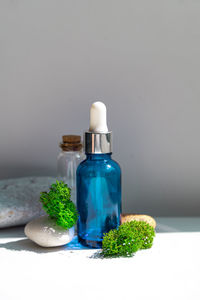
86;153;112;160
61;149;82;153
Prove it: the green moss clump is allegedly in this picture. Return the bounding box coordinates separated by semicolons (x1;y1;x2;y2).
102;220;155;258
40;180;78;230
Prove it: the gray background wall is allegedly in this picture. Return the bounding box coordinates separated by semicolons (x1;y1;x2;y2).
1;0;200;216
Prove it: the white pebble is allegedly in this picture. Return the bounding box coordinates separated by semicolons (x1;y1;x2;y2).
24;215;74;247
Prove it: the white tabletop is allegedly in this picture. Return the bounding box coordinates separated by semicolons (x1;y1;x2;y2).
0;217;200;300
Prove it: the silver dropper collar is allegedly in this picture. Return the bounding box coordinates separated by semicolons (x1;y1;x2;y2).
84;131;112;154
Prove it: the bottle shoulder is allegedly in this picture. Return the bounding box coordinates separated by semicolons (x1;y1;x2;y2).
77;155;121;174
58;151;84;160
77;158;89;171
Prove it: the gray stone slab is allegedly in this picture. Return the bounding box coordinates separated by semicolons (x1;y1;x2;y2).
0;177;55;228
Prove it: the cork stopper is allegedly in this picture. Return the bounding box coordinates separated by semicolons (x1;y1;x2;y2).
60;135;83;151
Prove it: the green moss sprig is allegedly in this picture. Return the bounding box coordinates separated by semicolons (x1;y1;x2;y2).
102;220;155;258
40;180;78;229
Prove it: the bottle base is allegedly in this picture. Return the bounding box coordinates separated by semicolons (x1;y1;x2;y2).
78;236;102;249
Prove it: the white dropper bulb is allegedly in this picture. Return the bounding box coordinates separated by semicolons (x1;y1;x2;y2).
89;101;108;133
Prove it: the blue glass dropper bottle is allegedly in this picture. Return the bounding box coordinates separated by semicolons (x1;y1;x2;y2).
77;102;121;248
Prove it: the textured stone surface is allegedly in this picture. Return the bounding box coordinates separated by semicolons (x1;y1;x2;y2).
25;216;75;247
121;214;156;228
0;177;55;228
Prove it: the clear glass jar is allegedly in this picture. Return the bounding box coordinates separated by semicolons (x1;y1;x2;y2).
57;135;84;205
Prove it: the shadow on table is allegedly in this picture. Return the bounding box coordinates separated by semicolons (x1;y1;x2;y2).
0;236;90;254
